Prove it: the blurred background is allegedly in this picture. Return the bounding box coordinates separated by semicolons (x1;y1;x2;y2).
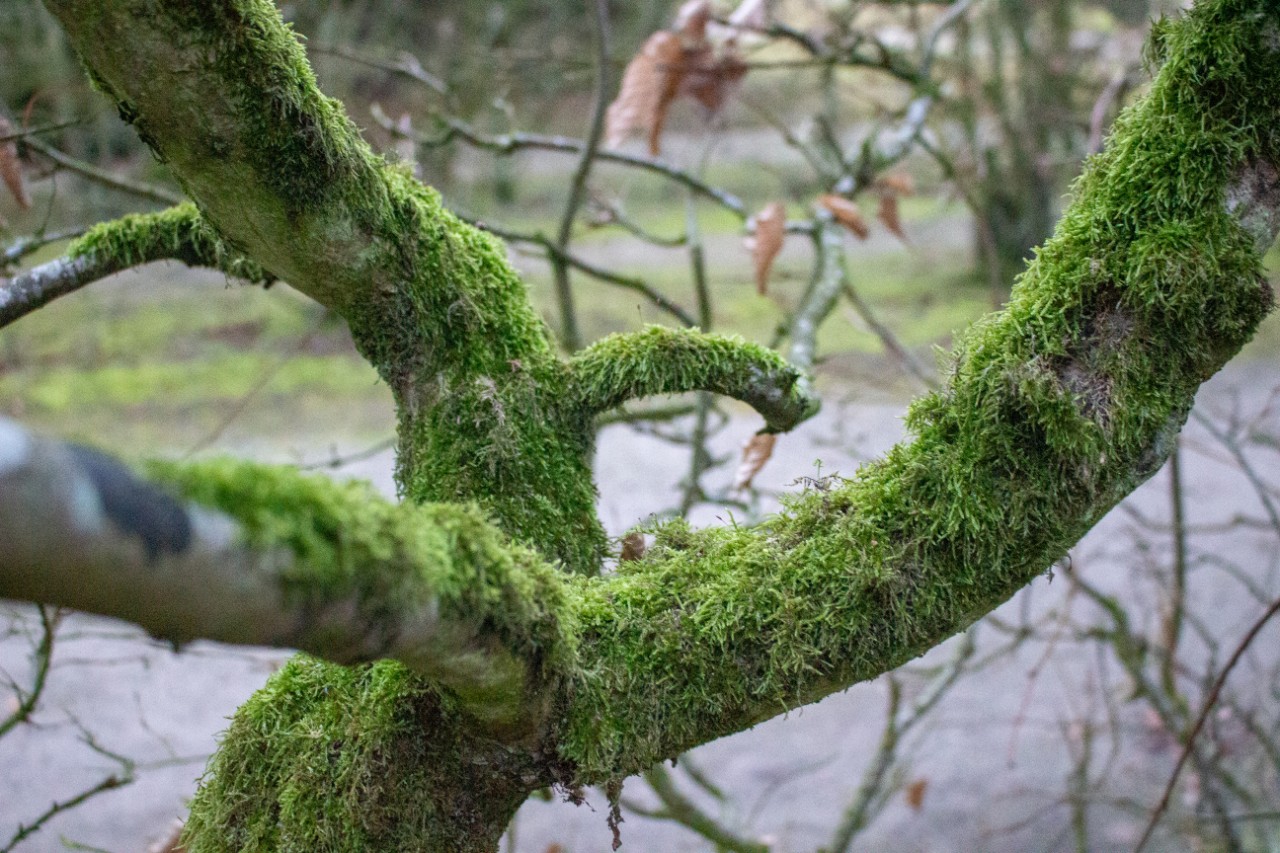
3;0;1280;850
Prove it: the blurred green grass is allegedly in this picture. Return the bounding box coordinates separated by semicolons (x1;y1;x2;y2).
4;178;1279;454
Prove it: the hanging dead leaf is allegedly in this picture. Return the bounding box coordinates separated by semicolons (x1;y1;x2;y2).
0;117;30;210
620;532;647;562
606;30;686;155
904;778;928;811
733;432;777;492
875;172;915;196
680;49;749;114
746;201;787;295
878;193;907;242
606;2;752;155
818;194;869;240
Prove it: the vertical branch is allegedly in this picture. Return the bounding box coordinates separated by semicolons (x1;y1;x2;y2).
551;0;613;351
680;196;716;515
1160;442;1188;700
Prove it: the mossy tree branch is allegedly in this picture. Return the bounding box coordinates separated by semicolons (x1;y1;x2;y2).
1;205;271;328
2;0;1276;850
569;326;820;432
0;418;564;736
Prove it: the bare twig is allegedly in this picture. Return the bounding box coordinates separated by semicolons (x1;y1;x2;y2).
1134;596;1280;853
636;764;769;853
24;136;182;206
478;219;697;326
0;605;58;739
548;0;613;351
374;108;750;219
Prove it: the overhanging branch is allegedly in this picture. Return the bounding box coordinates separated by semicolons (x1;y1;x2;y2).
1;205;270;328
0;417;562;736
568;326;819;432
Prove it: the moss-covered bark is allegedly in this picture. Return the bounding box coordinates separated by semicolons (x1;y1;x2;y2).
21;0;1280;850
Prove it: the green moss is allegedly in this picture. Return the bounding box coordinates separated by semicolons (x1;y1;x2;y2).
148;458;575;675
143;459;576;850
553;0;1279;782
69;203;271;284
52;0;1280;845
181;657;535;853
569;325;816;431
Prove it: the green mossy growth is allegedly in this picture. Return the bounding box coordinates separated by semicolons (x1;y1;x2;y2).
181;657;538;853
569;326;817;431
552;0;1279;781
69;203;271;284
147;458;576;678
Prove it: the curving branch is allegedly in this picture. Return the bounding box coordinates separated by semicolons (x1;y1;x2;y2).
0;417;561;736
375;108;751;219
568;326;819;432
1;205;270;328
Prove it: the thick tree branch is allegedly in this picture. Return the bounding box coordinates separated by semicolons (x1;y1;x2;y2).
37;0;407;314
1;205;270;328
568;326;819;433
0;418;563;735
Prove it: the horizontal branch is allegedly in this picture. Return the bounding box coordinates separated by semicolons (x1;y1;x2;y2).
568;326;819;432
480;219;698;327
0;205;269;328
374;107;749;219
0;418;565;736
24;135;183;206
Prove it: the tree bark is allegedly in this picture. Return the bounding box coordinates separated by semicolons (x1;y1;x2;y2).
3;0;1277;849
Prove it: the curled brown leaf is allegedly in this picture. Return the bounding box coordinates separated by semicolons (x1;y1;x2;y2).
0;117;31;210
878;193;907;242
733;432;777;492
905;778;928;812
606;31;686;155
605;1;752;155
875;172;915;196
818;194;870;240
746;201;787;295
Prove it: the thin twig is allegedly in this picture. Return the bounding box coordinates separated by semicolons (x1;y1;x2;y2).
638;764;769;853
478;219;697;326
1134;596;1280;853
374;109;750;218
0;120;84;145
309;44;447;94
0;605;57;739
24;136;182;206
549;0;613;352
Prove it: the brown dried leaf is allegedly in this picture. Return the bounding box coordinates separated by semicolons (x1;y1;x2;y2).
876;172;915;196
620;532;647;562
679;49;749;114
818;194;869;240
904;778;928;812
0;117;30;210
878;193;907;242
606;30;686;155
733;432;777;492
747;201;787;295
